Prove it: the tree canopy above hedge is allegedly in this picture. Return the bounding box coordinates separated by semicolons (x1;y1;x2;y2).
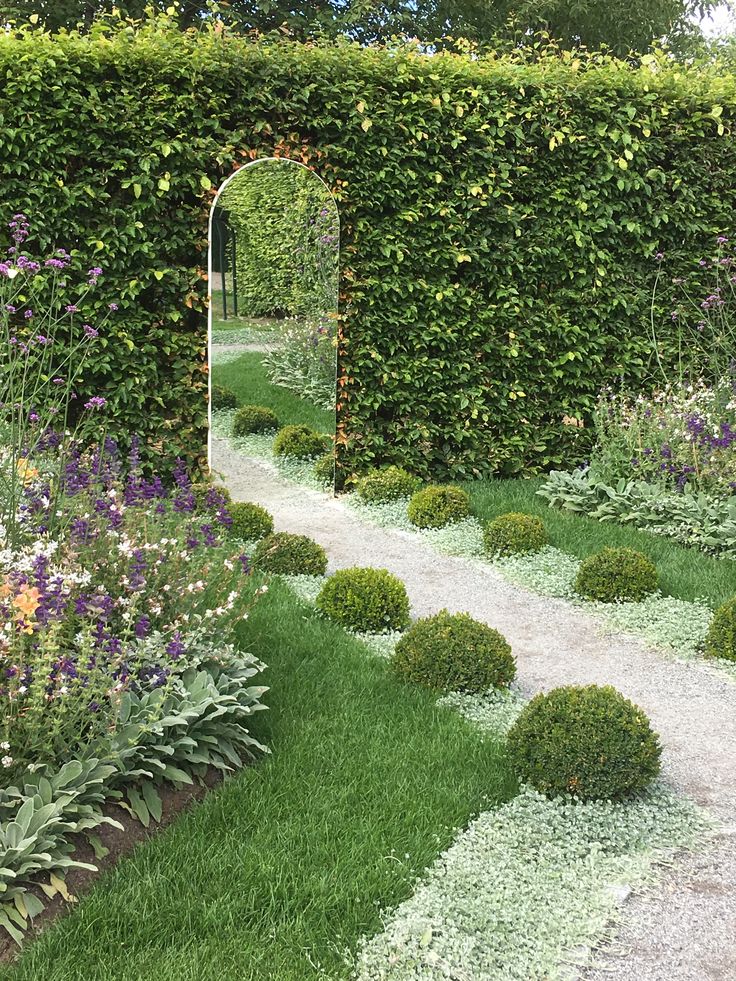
0;0;725;56
0;17;734;477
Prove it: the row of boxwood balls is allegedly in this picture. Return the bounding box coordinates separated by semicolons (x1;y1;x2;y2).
210;489;663;802
219;392;736;665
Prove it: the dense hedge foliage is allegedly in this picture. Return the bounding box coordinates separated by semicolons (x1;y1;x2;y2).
407;485;471;529
507;684;662;801
3;18;735;475
233;404;280;435
273;424;329;458
228;501;274;542
251;531;328;575
217;160;338;319
354;466;422;503
704;596;736;662
483;512;548;557
316;567;410;633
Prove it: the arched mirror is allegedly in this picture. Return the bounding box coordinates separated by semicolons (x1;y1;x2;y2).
208;158;339;493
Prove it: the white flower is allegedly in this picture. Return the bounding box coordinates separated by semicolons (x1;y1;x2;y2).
2;756;13;768
0;741;9;751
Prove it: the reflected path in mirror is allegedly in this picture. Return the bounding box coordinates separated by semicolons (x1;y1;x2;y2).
208;158;339;496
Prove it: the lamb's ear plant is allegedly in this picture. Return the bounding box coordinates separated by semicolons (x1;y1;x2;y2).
0;758;121;945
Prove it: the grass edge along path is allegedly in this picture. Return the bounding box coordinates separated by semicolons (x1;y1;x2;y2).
283;576;714;981
2;579;515;981
462;477;736;610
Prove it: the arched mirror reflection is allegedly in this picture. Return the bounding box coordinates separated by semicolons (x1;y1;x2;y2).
208;158;339;494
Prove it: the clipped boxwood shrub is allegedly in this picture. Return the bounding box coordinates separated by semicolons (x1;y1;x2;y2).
251;531;328;575
507;684;662;801
316;567;410;633
313;452;335;485
483;512;548;557
574;546;658;603
407;485;470;529
233;404;280;436
228;501;274;542
354;466;422;503
273;424;329;459
704;596;736;661
212;383;238;410
392;610;515;693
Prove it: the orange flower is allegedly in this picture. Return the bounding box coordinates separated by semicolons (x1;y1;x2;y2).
12;585;41;619
16;458;39;486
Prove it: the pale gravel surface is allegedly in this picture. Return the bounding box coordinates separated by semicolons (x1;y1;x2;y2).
211;439;736;981
211;340;276;354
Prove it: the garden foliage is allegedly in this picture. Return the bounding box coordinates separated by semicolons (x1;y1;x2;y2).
217;161;338;321
251;531;328;575
507;684;662;801
316;567;410;633
2;18;735;475
538;468;736;557
228;501;274;541
232;404;280;435
392;610;516;693
575;546;659;603
704;596;736;661
483;512;548;557
273;424;329;459
354;466;422;503
407;485;471;529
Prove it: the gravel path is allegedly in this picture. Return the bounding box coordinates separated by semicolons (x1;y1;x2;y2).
211;341;276;354
212;441;736;981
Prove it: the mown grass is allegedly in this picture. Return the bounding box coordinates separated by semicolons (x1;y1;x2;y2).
213;351;334;433
461;476;736;609
3;581;515;981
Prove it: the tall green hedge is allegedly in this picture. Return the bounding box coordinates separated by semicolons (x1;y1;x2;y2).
1;17;734;477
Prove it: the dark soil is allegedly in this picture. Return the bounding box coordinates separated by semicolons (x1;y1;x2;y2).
0;769;223;964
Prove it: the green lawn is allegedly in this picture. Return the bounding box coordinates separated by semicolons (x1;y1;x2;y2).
462;477;736;609
211;316;283;334
214;351;335;433
3;581;515;981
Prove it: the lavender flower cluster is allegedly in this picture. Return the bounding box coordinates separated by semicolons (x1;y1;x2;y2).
0;433;250;783
592;376;736;496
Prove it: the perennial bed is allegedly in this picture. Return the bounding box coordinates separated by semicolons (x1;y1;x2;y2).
1;581;515;981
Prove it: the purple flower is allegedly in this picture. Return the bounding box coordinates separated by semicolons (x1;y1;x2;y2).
87;266;103;284
65;304;79;314
166;632;186;660
83;324;99;338
84;396;107;410
109;302;118;311
654;252;664;262
16;256;40;273
134;615;150;639
717;235;729;245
